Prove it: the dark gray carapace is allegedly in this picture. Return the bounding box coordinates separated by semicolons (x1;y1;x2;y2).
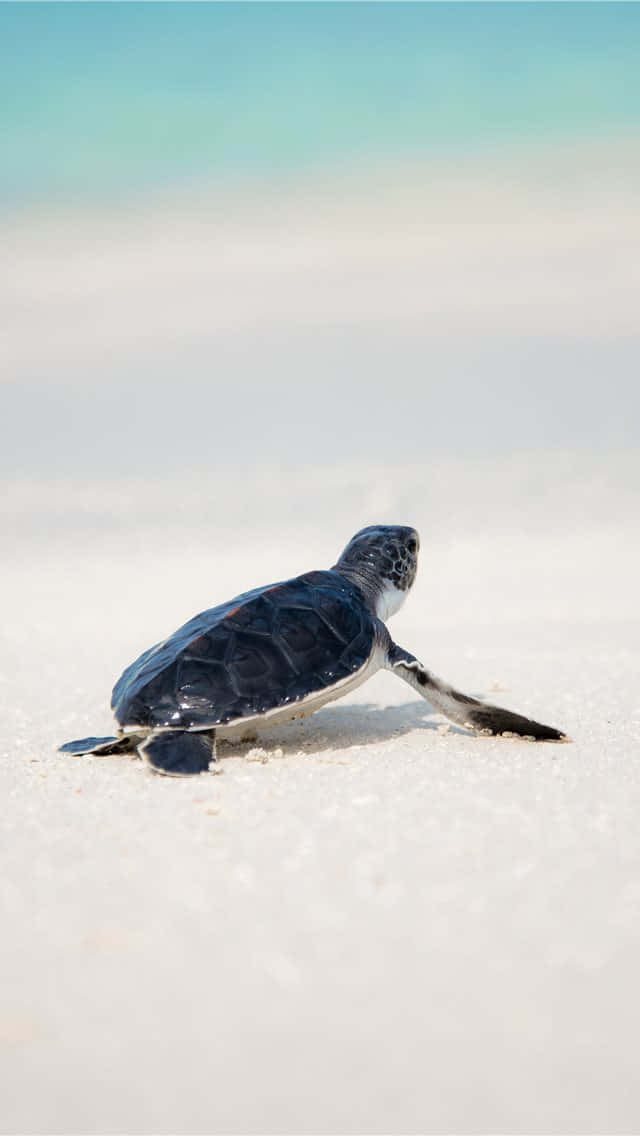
60;524;567;776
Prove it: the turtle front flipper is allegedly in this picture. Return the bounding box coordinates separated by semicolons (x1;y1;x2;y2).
59;735;135;756
139;729;216;776
387;643;568;741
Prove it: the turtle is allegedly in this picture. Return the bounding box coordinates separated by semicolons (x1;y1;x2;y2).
59;525;567;776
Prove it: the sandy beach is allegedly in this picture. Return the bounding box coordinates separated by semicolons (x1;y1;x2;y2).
2;452;640;1134
3;3;640;1127
2;73;640;1132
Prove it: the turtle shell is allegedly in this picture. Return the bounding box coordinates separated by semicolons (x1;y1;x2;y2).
111;570;375;731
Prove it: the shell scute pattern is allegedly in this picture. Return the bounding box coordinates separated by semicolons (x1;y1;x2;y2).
112;571;375;731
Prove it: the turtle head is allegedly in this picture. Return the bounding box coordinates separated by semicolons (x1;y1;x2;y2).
334;525;419;620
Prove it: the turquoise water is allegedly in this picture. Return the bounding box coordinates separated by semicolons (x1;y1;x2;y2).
2;1;639;202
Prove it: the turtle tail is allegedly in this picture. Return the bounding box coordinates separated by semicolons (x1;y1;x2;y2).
59;734;137;757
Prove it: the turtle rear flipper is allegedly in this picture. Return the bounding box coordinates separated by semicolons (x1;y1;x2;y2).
139;729;216;776
59;735;135;756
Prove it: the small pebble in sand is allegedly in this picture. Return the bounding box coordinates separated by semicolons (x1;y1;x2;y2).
246;748;269;763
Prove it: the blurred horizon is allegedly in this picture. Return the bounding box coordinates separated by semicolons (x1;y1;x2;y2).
2;2;639;480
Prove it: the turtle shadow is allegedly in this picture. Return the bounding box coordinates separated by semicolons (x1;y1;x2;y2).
219;699;469;759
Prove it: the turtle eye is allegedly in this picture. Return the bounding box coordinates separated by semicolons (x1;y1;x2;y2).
407;538;417;555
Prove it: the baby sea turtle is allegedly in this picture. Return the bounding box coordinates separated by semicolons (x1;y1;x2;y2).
60;525;566;776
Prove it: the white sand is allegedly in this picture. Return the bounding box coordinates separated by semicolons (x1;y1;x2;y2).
4;140;640;481
2;455;640;1134
3;140;640;1130
5;141;640;381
